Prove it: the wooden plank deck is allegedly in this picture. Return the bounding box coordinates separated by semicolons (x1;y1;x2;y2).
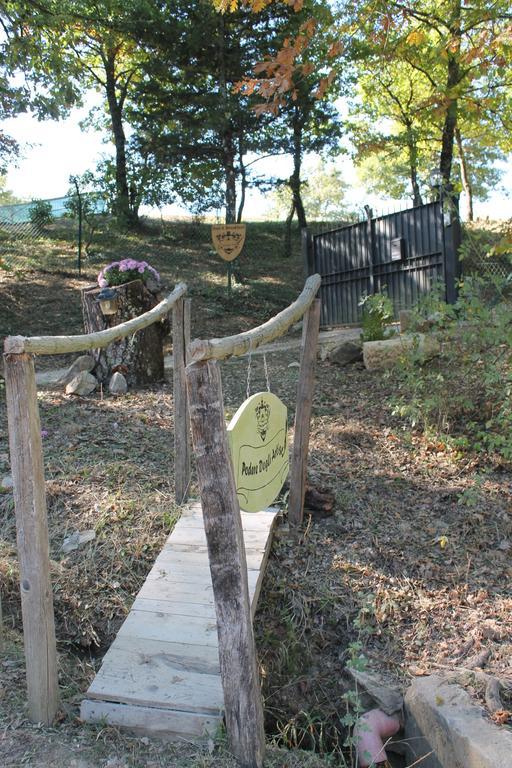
81;502;278;740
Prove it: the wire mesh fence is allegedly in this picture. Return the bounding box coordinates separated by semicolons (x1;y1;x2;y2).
0;194;107;275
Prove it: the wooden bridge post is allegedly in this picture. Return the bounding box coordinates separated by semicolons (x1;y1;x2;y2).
173;296;191;505
186;359;265;768
3;351;59;724
288;298;321;527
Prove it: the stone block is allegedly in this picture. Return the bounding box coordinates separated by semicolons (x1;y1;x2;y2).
363;333;440;370
404;675;512;768
328;340;363;366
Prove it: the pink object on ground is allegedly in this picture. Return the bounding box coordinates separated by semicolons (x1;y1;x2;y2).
354;708;401;767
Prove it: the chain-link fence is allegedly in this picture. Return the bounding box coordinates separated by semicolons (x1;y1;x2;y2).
0;193;107;275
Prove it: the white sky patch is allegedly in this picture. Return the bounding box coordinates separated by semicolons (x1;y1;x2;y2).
1;94;510;221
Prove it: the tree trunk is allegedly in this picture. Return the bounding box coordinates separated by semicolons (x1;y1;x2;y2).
406;124;423;206
81;280;165;387
104;50;137;230
455;127;473;221
284;199;295;258
291;112;307;228
439;2;462;187
224;130;237;225
237;138;247;224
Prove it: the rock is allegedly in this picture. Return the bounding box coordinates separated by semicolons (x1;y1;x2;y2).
65;371;98;396
404;674;512;768
329;340;363;366
347;668;403;715
58;355;95;387
62;529;96;554
399;309;414;333
1;475;13;491
109;371;128;395
363;333;440;370
399;310;444;334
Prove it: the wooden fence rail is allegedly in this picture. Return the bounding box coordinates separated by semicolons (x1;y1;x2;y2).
4;282;187;355
3;282;189;723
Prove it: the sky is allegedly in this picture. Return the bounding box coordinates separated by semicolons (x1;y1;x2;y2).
1;96;511;221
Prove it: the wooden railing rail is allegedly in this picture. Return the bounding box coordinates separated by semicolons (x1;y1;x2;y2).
188;274;321;362
4;282;187;356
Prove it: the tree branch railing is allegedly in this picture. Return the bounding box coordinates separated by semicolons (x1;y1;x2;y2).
188;273;321;362
4;282;188;355
3;281;189;727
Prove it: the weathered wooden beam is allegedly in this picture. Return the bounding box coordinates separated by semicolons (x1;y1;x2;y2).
4;352;59;724
173;297;191;505
186;360;265;768
4;282;187;356
288;298;321;527
189;274;321;362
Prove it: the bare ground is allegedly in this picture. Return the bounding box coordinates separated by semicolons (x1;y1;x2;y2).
1;343;511;766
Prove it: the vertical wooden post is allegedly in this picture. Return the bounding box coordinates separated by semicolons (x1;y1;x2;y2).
288;298;321;528
184;298;192;363
173;297;191;505
365;205;376;296
3;352;59;724
186;359;265;768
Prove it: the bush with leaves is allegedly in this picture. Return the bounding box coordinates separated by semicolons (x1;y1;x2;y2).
394;274;512;461
28;198;54;230
359;291;394;342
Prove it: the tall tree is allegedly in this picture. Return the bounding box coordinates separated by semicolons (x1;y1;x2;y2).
128;0;289;223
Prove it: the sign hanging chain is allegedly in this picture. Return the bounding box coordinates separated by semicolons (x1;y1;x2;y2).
246;340;253;400
263;353;271;392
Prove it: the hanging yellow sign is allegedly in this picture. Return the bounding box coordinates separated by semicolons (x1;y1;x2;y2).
211;224;246;262
227;392;289;513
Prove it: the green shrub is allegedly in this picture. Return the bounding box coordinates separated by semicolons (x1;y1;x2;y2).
394;275;512;461
28;199;54;230
359;291;394;342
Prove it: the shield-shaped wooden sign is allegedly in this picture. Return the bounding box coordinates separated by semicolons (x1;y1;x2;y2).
211;224;246;262
227;392;289;513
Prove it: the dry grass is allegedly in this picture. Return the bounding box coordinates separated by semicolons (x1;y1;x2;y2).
1;224;511;765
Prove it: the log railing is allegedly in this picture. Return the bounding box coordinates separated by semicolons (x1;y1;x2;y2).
185;274;321;768
2;283;189;726
4;282;187;355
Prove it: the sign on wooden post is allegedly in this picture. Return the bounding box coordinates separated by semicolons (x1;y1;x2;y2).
211;224;246;261
227;392;289;513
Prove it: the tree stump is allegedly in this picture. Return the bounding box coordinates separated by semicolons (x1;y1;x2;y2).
81;280;166;387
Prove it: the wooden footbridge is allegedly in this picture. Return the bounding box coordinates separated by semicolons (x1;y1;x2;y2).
4;274;321;768
81;503;278;739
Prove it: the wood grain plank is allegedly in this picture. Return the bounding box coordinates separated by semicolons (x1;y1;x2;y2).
80;700;221;740
116;610;219;647
87;647;223;712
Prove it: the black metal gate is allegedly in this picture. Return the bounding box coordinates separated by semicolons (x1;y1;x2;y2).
304;200;461;326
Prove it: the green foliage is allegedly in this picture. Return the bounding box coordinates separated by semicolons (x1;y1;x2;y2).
359;291;394;342
267;158;354;221
459;220;512;280
28;198;54;230
394;275;512;461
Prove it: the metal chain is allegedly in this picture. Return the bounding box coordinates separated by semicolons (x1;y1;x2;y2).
263;352;271;392
246;341;253;400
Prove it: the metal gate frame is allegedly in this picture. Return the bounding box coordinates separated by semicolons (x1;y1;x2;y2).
304;198;461;327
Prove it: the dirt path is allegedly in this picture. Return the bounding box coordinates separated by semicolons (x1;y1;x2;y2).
1;347;511;765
